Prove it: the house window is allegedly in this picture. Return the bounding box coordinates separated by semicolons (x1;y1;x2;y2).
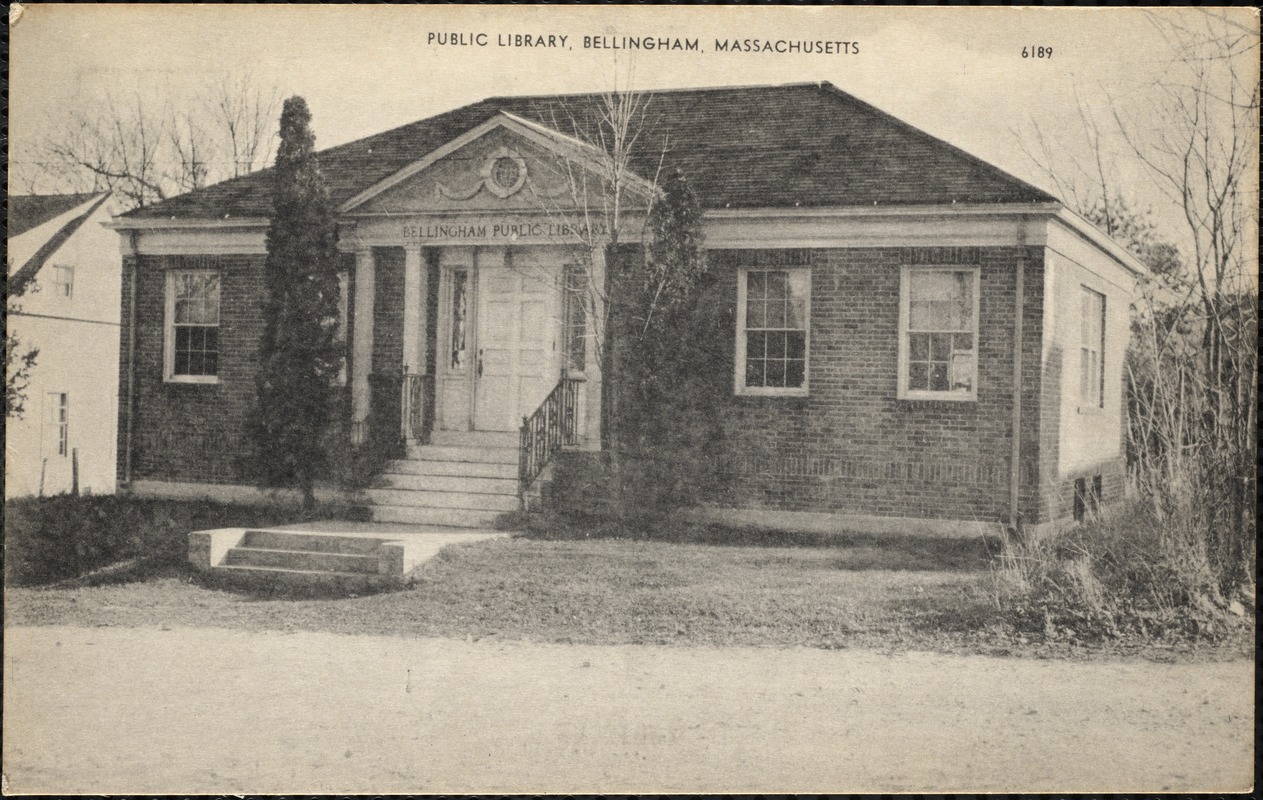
898;266;980;400
1080;287;1105;408
735;267;810;395
44;392;69;457
51;264;74;298
165;270;220;382
562;263;587;373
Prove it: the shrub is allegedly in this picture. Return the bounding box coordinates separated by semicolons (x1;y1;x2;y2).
994;499;1254;642
3;495;341;586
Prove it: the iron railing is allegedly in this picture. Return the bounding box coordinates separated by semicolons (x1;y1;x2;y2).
519;377;581;498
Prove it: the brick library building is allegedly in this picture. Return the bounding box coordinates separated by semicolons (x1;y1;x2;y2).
108;82;1147;536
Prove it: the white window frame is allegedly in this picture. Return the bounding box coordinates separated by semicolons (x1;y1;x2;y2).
51;264;74;299
734;266;811;397
164;269;221;384
897;265;981;402
1079;286;1106;410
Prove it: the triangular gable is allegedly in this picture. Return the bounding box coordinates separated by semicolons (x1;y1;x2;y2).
339;112;656;215
8;193;112;283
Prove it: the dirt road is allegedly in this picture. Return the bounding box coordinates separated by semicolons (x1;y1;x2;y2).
2;625;1252;794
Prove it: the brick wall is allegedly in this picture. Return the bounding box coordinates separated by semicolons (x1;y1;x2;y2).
122;253;267;483
119;251;364;486
698;246;1048;525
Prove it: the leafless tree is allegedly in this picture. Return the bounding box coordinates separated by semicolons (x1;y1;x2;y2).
1020;10;1258;595
17;73;280;210
526;82;666;453
1116;11;1260;589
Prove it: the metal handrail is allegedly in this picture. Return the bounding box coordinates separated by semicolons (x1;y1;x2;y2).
519;377;582;499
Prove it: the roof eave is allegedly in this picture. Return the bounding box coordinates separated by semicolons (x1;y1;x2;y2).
105;217;272;231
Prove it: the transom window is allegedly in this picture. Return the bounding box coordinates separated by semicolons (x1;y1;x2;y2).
735;267;810;395
898;266;979;400
165;270;220;382
1079;287;1105;408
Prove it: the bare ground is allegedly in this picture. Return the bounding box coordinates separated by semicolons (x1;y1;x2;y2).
2;624;1253;794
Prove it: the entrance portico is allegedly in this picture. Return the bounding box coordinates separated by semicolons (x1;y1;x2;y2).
345;226;605;448
336;111;643;450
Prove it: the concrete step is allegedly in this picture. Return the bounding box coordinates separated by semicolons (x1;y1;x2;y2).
406;444;518;464
386;459;518;480
376;473;519;495
429;430;519;448
223;547;379;574
364;488;519;512
204;564;398;594
239;529;383;555
370;505;506;528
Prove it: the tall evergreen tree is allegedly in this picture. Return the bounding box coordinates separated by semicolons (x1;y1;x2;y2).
243;96;341;506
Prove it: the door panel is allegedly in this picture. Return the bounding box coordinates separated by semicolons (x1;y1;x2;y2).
474;259;558;431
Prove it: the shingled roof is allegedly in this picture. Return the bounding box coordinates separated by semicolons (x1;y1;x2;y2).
9;193;104;237
123;82;1055;221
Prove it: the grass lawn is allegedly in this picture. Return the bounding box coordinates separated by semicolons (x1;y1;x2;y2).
6;531;1248;659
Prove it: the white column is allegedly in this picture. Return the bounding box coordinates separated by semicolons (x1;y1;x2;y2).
351;248;375;440
581;244;606;450
402;244;423;373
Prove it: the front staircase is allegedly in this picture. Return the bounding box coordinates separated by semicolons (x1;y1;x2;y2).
365;431;521;527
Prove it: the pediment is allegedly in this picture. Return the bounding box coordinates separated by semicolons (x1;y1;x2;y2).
342;113;653;215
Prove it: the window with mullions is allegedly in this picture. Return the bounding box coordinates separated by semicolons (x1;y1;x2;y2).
898;266;979;400
165;270;220;382
736;268;810;395
1079;287;1105;408
562;263;587;373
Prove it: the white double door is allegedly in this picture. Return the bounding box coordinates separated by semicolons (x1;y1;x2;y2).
437;247;561;432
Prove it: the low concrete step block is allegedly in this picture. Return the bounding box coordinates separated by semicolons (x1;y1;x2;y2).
223;547;380;574
376;473;519;495
204;564;401;595
369;505;505;528
239;530;383;555
364;488;519;512
189;528;249;570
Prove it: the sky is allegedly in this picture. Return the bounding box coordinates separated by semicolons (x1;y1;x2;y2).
9;4;1260;264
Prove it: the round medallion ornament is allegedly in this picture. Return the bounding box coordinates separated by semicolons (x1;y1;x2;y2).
482;148;528;198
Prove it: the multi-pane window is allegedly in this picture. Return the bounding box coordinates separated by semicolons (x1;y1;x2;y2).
52;264;74;298
899;267;979;399
45;392;69;457
736;268;810;394
562;263;587;373
166;271;220;381
1079;287;1105;408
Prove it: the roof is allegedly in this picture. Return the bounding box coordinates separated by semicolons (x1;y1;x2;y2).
8;193;112;284
124;81;1055;221
9;193;104;237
